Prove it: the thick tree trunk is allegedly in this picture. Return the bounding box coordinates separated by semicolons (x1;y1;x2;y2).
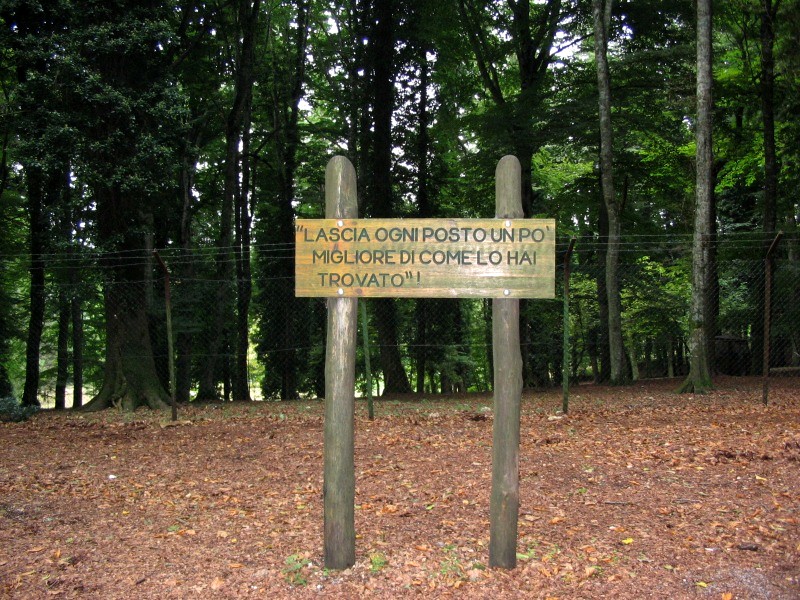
605;207;627;384
83;283;171;411
679;0;714;393
0;365;11;398
55;170;74;410
84;182;172;412
272;0;308;400
374;299;412;394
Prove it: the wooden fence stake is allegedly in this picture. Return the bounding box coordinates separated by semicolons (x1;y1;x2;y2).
489;155;523;568
323;156;359;569
562;238;576;414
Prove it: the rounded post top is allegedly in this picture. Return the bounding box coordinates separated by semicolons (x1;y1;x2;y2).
495;155;523;220
325;156;358;219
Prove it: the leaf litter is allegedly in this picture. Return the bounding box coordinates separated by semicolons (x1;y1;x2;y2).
0;376;798;598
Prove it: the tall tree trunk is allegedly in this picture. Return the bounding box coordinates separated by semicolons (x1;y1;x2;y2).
593;0;627;385
415;302;428;394
788;209;800;365
595;204;611;383
71;295;83;408
198;0;260;400
21;166;46;407
751;0;780;374
54;291;70;410
373;300;412;394
679;0;714;393
414;51;432;395
234;97;254;402
176;153;196;404
275;0;309;400
369;0;411;394
511;0;561;388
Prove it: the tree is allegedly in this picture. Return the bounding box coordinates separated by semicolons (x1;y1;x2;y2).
593;0;628;385
679;0;715;393
752;0;781;374
5;0;76;407
64;0;187;410
363;0;412;394
197;0;261;401
254;0;311;401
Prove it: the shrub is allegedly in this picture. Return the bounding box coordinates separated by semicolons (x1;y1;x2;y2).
0;396;40;423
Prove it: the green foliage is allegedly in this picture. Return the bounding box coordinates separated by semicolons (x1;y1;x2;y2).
621;256;690;343
369;552;388;573
0;395;39;422
2;0;798;404
282;553;311;586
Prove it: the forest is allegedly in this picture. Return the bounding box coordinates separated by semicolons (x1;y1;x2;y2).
0;0;798;412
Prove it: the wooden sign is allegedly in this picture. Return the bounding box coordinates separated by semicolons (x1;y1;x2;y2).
295;218;555;298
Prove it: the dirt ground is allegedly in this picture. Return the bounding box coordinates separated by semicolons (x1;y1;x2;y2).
1;376;798;599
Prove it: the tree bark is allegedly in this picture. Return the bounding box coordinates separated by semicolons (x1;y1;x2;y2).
82;184;171;412
199;0;260;401
368;0;411;394
21;166;46;407
176;151;197;404
595;205;611;383
234;91;254;402
593;0;627;385
71;295;83;408
751;0;780;375
83;283;171;411
788;210;800;365
679;0;714;393
414;50;432;395
54;290;70;410
275;0;309;400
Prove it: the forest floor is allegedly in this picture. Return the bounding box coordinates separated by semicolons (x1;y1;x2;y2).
1;376;799;599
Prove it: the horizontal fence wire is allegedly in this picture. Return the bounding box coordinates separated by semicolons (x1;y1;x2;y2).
2;231;798;407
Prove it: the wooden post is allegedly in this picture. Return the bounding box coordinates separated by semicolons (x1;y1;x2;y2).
323;156;359;569
762;231;782;406
562;238;576;415
489;155;523;569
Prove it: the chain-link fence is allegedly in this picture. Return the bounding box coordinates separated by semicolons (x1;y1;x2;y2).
3;232;798;408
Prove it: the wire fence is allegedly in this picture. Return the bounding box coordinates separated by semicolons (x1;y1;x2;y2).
2;232;798;408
